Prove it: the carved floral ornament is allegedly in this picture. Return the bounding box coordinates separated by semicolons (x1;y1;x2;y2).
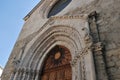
51;14;88;20
70;42;103;65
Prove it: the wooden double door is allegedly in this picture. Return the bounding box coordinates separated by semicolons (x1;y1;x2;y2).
41;45;72;80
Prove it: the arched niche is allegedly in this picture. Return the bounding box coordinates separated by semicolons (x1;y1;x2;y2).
40;45;72;80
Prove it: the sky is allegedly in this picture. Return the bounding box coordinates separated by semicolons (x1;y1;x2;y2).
0;0;40;68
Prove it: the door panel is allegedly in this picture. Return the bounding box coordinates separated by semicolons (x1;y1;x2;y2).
41;45;72;80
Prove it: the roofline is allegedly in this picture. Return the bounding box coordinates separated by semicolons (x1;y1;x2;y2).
23;0;45;21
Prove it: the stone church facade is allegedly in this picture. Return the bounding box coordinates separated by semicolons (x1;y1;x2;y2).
1;0;120;80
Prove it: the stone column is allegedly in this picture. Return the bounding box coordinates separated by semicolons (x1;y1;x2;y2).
21;69;26;80
81;25;95;80
29;69;34;80
18;72;22;80
71;52;83;80
31;70;36;80
13;71;19;80
26;70;30;80
71;58;76;80
35;70;39;80
84;48;96;80
9;72;15;80
77;60;82;80
93;42;108;80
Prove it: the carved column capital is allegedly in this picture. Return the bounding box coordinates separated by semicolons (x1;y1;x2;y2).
93;42;103;51
88;11;97;21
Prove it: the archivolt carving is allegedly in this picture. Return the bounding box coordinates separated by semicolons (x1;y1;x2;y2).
10;15;97;80
28;26;83;68
11;25;83;80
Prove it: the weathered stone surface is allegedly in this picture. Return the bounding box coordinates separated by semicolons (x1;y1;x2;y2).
107;62;115;67
2;0;120;80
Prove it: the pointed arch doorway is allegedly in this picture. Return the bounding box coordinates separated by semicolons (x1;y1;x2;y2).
41;45;72;80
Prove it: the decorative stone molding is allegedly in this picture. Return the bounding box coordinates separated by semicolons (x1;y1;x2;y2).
12;42;27;69
12;58;20;69
93;42;103;51
71;42;104;54
70;46;93;67
82;27;93;48
9;67;40;80
41;14;88;29
88;11;97;20
51;14;88;20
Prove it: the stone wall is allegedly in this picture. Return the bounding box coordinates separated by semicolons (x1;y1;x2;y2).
1;0;120;80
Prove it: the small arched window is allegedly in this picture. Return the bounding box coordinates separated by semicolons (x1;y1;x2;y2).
48;0;72;18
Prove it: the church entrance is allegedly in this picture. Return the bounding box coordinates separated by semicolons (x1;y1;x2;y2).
41;45;72;80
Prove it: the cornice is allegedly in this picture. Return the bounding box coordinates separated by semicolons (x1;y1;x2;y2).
47;15;88;25
51;14;88;20
37;15;88;33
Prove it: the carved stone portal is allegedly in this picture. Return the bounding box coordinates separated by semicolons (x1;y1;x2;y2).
3;15;98;80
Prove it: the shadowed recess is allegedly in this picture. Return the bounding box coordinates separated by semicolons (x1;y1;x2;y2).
48;0;72;18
